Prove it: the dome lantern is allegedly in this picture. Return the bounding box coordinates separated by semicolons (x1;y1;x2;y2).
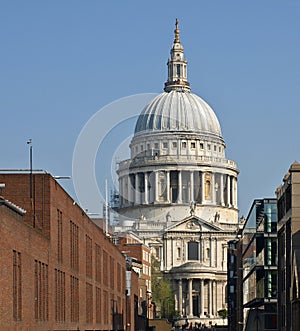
164;19;190;93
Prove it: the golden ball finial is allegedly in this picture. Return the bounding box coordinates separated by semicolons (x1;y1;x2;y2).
174;18;180;43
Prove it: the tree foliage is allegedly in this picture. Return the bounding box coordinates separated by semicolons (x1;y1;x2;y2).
151;256;176;319
218;308;228;320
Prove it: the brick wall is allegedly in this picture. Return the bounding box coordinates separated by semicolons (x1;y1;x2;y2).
0;173;128;331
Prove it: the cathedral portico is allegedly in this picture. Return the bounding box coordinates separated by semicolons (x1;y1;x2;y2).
174;275;227;319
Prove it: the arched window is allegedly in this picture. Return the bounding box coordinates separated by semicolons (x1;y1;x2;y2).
177;247;181;258
206;248;210;259
205;180;211;200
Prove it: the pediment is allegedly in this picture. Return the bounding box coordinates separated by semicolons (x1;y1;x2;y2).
165;215;222;233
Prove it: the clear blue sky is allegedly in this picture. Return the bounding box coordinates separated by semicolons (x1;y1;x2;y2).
1;1;300;217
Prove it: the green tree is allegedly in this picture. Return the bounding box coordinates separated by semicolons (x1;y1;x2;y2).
151;256;176;319
218;308;228;320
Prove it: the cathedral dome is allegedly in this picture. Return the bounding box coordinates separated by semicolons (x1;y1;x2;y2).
134;90;222;140
134;19;223;142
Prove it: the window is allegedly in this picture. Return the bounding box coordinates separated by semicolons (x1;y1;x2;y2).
206;248;210;259
110;256;115;289
86;235;92;278
96;287;101;323
141;145;144;151
103;251;108;286
13;250;22;321
86;283;93;323
177;64;180;76
177;247;181;258
70;221;79;271
182;141;187;149
147;143;150;150
55;269;65;322
214;145;216;151
117;263;121;292
70;276;79;322
103;290;108;324
191;142;196;149
188;242;199;260
154;143;159;149
163;142;168;149
34;260;48;321
95;244;102;283
57;210;63;263
208;144;211;150
219;147;221;153
200;143;204;149
172;141;177;148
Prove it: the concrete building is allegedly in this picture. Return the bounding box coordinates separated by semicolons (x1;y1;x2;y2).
0;171;133;331
276;161;300;331
114;20;239;326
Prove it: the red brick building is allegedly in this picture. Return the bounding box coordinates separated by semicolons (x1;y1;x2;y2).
0;172;135;331
116;233;153;321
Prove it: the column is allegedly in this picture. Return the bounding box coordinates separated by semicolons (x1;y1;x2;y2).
119;177;123;206
215;238;218;268
222;245;227;270
233;177;237;208
188;278;193;317
212;173;216;204
227;175;231;207
178;279;183;317
178;170;182;203
220;174;224;206
144;172;149;204
208;280;212;317
209;237;212;267
128;175;132;205
200;279;204;317
214;281;218;317
161;245;165;270
201;172;205;203
200;237;203;263
190;170;194;201
166;171;170;202
212;281;216;316
154;171;159;202
123;176;127;204
135;173;139;205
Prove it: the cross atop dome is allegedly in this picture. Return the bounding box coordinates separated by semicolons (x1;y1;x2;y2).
164;19;190;93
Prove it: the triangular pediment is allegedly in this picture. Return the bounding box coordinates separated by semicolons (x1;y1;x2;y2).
164;215;222;233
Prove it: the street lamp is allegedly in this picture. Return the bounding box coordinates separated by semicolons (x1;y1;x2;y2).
27;139;35;227
26;139;33;197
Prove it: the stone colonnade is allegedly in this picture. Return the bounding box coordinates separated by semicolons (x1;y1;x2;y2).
175;278;226;318
119;170;237;208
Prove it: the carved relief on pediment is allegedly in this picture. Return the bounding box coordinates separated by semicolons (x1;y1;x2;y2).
186;220;202;230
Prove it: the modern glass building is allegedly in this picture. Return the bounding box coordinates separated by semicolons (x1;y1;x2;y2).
242;199;277;331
